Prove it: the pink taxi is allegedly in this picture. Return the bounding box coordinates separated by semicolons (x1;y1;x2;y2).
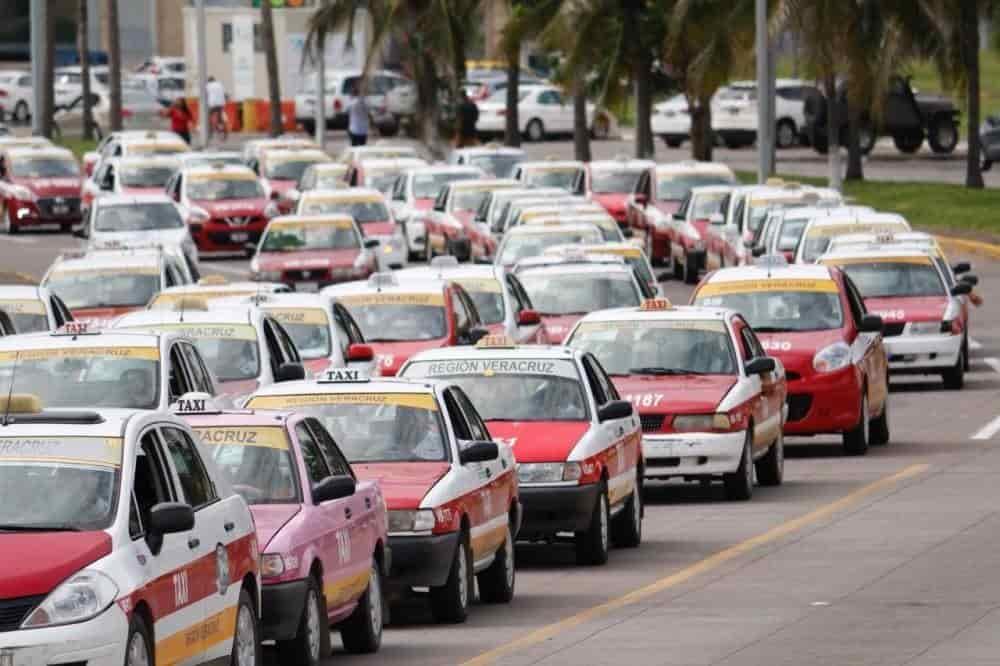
574;158;654;226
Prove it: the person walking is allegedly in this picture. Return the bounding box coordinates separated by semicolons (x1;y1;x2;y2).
205;76;228;142
456;89;480;148
162;98;193;144
347;83;370;146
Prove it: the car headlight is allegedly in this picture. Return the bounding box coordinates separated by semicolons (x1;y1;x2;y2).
21;570;118;629
672;414;731;432
517;462;582;484
813;341;852;373
388;509;436;534
261;553;285;578
908;321;941;336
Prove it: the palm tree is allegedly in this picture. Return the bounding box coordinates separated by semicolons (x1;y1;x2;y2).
260;0;283;136
40;1;55;138
305;1;482;158
107;0;122;132
78;0;95;140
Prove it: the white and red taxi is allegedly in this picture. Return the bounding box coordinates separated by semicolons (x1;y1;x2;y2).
255;148;333;208
819;245;974;389
626;161;736;265
544;242;663;297
249;214;379;291
565;299;787;500
692;264;890;455
281;162;350;211
0;400;260;666
245;368;519;623
448;144;525;178
399;336;642;563
346;157;429;196
795;212;912;264
494;222;605;269
672;184;737;282
177;402;389;656
323;272;489;376
83;130;187;177
296;188;407;269
83;155;181;207
147;276;290;310
0;145;83;233
510;160;585;192
425;178;519;261
166;164;277;256
574;158;654;225
389;165;484;258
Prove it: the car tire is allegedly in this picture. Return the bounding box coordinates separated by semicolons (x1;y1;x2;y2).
963;334;970;372
892;131;923;154
776;119;797;149
526;118;546;142
723;432;754;501
13;101;29;123
124;612;154;666
843;393;870;456
683;251;699;284
429;532;472;623
672;246;684;280
611;482;642;548
928;118;959;154
942;354;965;390
755;428;784;486
477;524;515;603
339;562;384;653
301;118;316;136
231;587;262;666
663;136;683;148
575;483;610;566
869;396;890;446
277;576;329;666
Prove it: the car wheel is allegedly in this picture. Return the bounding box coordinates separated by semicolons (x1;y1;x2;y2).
843;393;870;455
663;136;683;148
13;101;29;123
892;131;923;154
477;523;515;603
277;576;329;666
526;118;546;142
124;613;153;666
942;353;965;390
429;532;472;623
575;483;610;565
231;587;262;666
672;245;684;280
339;562;384;653
928;118;959;154
723;431;754;501
755;428;784;486
869;395;890;446
611;482;642;548
776;119;797;149
301;118;316;136
683;251;699;284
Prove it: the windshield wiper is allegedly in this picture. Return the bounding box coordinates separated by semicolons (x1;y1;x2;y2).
629;367;705;376
0;524;84;532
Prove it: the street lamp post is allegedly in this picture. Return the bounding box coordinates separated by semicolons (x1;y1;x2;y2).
196;0;209;147
755;0;774;183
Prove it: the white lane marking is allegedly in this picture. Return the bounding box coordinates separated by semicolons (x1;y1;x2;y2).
201;263;248;277
971;415;1000;440
983;357;1000;375
969;338;983;351
3;236;36;245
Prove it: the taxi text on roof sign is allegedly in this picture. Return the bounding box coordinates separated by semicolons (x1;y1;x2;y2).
697;278;839;297
821;255;933;266
476;334;517;349
320;368;370;383
0;299;46;314
453;278;502;294
54;321;97;336
338;292;446;307
0;436;124;468
141;323;258;340
640;298;672;311
0;346;160;362
407;358;581;380
0;394;42;414
193;426;289;450
173;396;222;414
265;308;329;325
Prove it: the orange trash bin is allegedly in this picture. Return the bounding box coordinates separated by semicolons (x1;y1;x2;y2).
224;101;241;132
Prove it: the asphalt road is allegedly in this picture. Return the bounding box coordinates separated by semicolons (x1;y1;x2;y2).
5;226;1000;665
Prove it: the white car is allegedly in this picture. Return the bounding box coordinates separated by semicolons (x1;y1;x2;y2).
82;155;181;207
712;79;820;149
389;165;484;257
510;159;585;192
0;70;34;122
651;94;691;147
448;144;526;178
294;69;409;135
136;55;186;75
82;130;185;177
494;222;604;268
477;85;611;142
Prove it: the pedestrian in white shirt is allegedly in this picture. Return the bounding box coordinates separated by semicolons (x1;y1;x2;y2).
205;76;228;141
347;82;370;146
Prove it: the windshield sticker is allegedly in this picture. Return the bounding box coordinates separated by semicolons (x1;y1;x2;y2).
247;392;438;411
193;427;289;450
268;218;354;231
698;279;839;296
821;256;932;267
264;308;329;325
51;265;160;277
0;436;123;468
306;194;379;205
0;346;159;362
338;293;446;307
807;223;907;238
575;320;726;333
138;323;258;341
0;299;46;315
408;358;580;380
150;289;255;305
189;172;257;182
454;278;502;294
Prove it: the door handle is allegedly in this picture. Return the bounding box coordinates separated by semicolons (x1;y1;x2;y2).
224;521;235;532
364;497;372;509
344;507;352;520
187;537;200;550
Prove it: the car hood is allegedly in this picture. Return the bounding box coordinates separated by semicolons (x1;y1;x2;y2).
609;374;737;414
864;296;948;323
92;228;188;248
370;339;449;376
360;220;395;237
485;421;590;463
193;198;269;217
257;248;362;271
592;193;629;217
539;314;585;344
120;186;168;197
250;504;302;552
755;329;845;374
0;531;112;598
12;176;82;197
352;461;451;510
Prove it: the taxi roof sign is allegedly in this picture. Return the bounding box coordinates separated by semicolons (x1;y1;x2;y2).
53;321;99;336
171;394;222;415
476;334;517;349
174;297;209;312
319;368;370;383
0;394;42;415
367;272;398;289
639;298;673;311
199;275;228;286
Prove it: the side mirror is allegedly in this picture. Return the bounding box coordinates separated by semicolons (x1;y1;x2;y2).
950;282;973;296
952;261;971;275
634;193;648;207
960;274;979;287
622;227;634;238
146;502;194;556
751;245;766;257
461;326;489;345
363;238;380;249
459;440;499;464
312;474;356;504
275;362;306;383
859;313;883;333
347;343;374;362
745;356;776;375
598;399;633;422
517;309;541;326
269;190;280;201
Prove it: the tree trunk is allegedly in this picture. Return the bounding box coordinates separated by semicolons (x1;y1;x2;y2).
824;76;841;190
962;0;984;188
634;57;654;158
260;0;282;137
78;0;94;140
504;51;521;147
689;96;713;161
107;0;122;131
40;1;55;138
845;103;864;181
416;53;446;159
573;84;591;162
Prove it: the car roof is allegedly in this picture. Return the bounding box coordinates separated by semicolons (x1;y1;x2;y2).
109;154;181;166
449;178;519;191
50;249;162;272
578;303;736;323
504;222;604;237
807;212;909;228
703;264;836;283
395;263;501;282
0;329;163;351
114;307;264;328
518;160;584;170
93;193;176;206
516;261;634;277
251;376;439;398
407;165;484;178
260;148;331;162
4;146;75;160
588;158;656;170
689;184;737;197
0;410;136;440
324;275;449;298
406;343;583;363
310;162;349;173
223;292;334;311
301;187;384;201
183;164;257;178
357;157;427;169
149;282;288;306
454;145;525;156
655;161;734;176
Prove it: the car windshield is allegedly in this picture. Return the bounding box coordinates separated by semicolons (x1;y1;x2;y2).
777;219;810;252
0;301;48;333
499;229;604;264
690;192;728;219
519;273;640;315
188;177;263;201
266;313;332;360
0;454;118;530
313;173;348;189
119;165;176;188
568;320;737;375
468;155;520;178
95;203;184;231
302;200;389;224
45;269;160;309
413;172;479;199
181;329;261;381
199;426;300;504
525;169;577;190
590;170;643;194
452;189;491;212
657;174;731;201
453;279;505;325
265;159;321;181
261;221;360;252
837;261;945;298
694;286;845;332
0;350;160;408
11;157;79;178
367;173;401;195
346;302;447;341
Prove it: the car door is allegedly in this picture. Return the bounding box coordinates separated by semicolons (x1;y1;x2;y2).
843;275;888;414
734;317;778;452
581;354;635;507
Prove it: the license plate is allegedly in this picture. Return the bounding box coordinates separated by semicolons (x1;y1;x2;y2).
297;281;319;292
53;205;69;215
230;232;249;243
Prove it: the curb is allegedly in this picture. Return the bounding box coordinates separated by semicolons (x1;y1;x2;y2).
935;235;1000;260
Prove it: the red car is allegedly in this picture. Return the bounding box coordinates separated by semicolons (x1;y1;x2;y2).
574;158;653;226
296;188;407;269
323;272;488;375
0;145;83;233
626;162;736;265
166;164;278;255
250;214;380;291
426;179;518;261
253;148;333;212
692;264;890;455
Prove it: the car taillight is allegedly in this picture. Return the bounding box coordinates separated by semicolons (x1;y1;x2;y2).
333;98;343;112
